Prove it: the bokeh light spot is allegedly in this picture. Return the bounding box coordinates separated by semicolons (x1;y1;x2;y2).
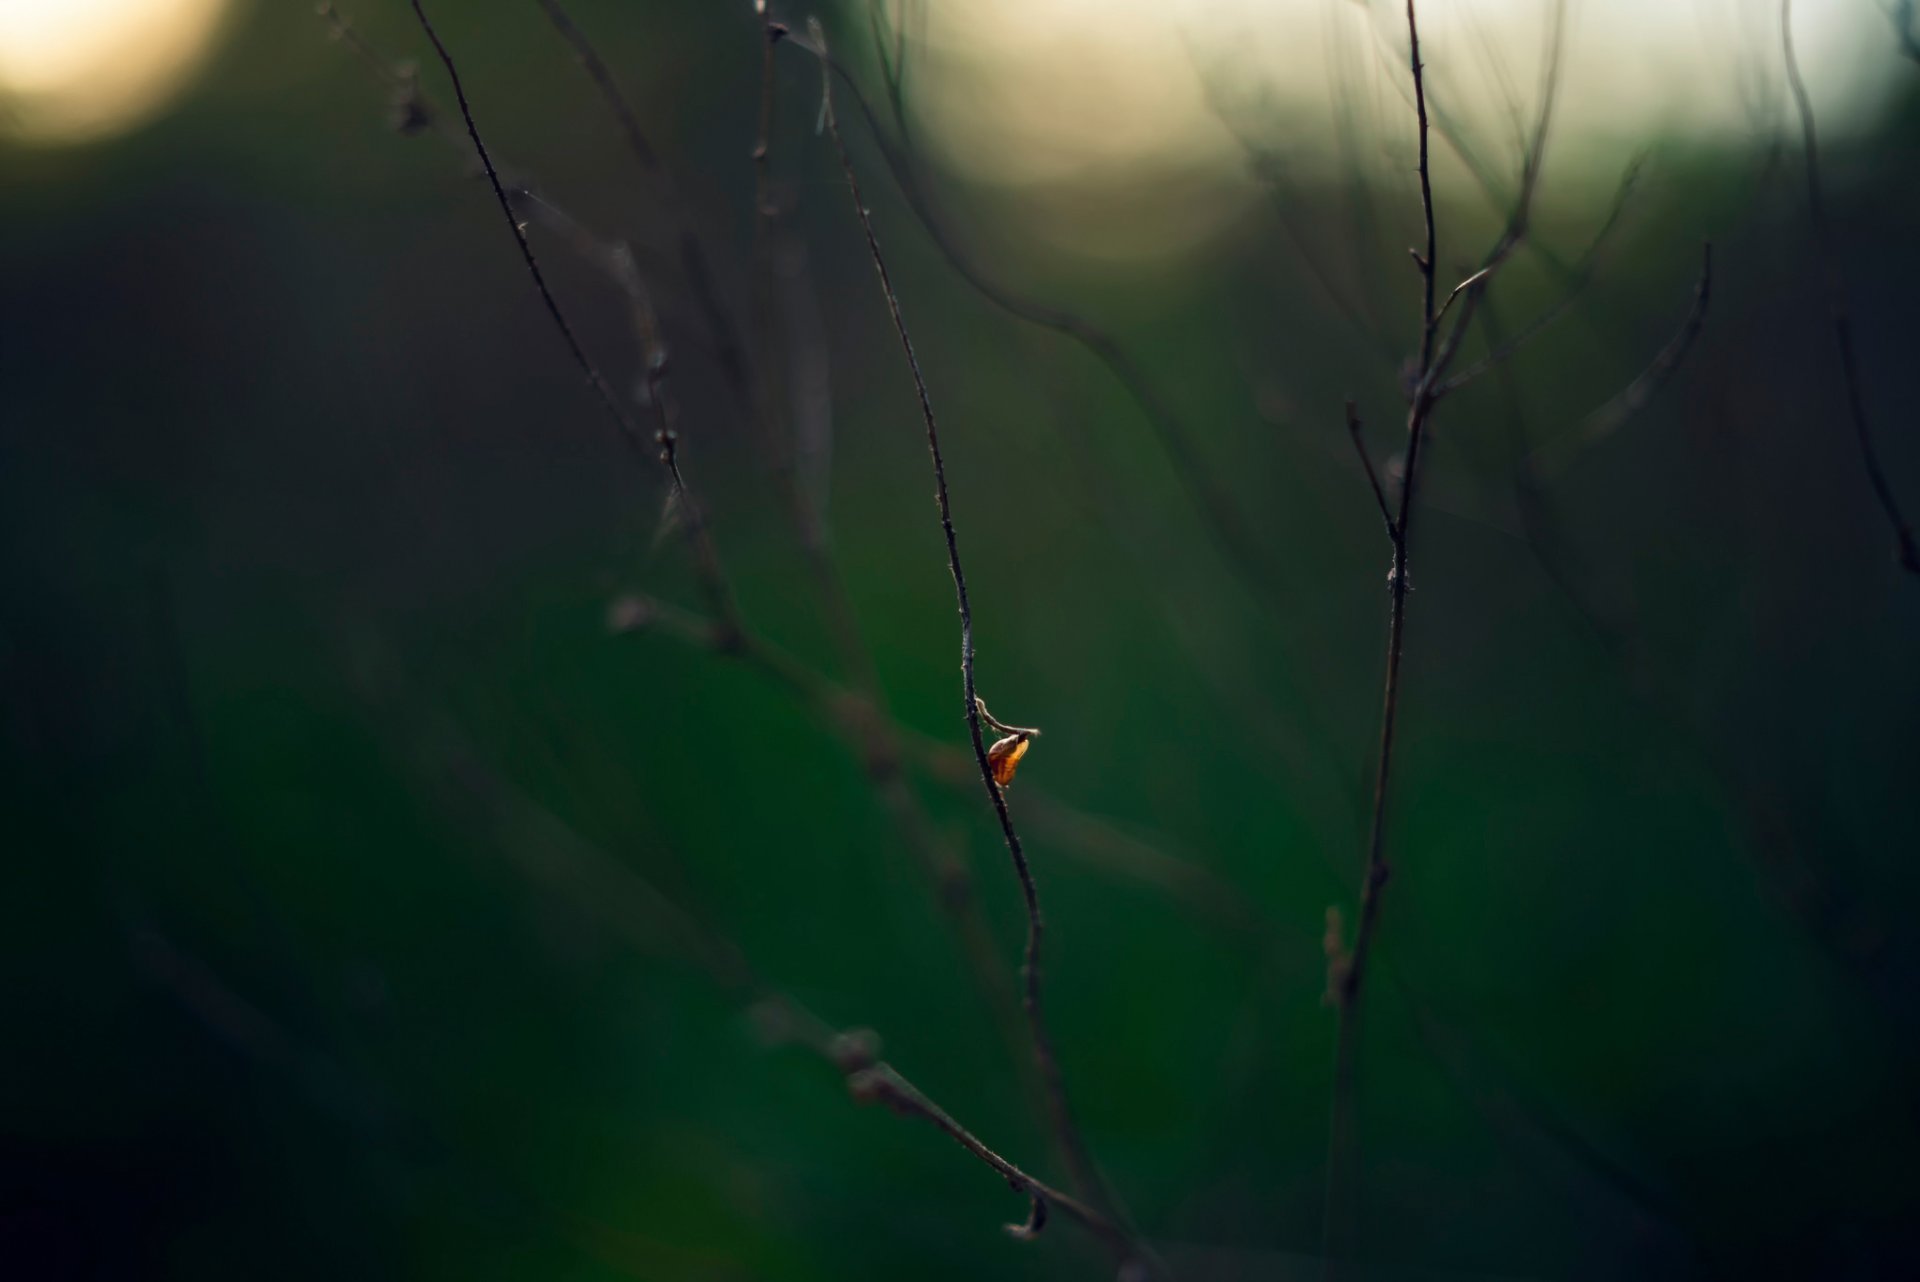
0;0;231;145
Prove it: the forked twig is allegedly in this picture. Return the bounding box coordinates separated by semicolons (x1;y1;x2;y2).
400;0;742;635
1326;3;1567;1268
416;729;1129;1256
1344;402;1395;535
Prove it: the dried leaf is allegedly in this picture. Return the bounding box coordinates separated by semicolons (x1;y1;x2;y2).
987;734;1030;787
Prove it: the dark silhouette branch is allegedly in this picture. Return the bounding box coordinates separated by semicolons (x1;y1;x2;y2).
1408;4;1439;374
785;23;1380;871
806;25;1132;1259
1345;402;1396;535
1323;10;1444;1263
404;0;631;452
328;14;1006;1020
1326;4;1566;1269
1781;0;1920;574
722;11;1052;1100
372;2;740;637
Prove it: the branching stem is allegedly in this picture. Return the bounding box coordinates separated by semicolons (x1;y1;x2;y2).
403;0;740;635
807;21;1114;1248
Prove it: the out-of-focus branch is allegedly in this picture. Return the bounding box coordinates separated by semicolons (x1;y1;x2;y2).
781;27;1295;607
422;734;1130;1256
1532;243;1714;479
608;592;1258;935
1781;0;1920;574
327;2;741;637
1344;402;1396;535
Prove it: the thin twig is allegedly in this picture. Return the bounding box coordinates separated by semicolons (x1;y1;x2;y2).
1344;401;1396;535
1326;4;1566;1269
808;19;1115;1244
1780;0;1920;574
398;0;742;634
789;17;1372;862
1326;10;1444;1256
721;11;1043;1092
607;593;1254;932
1408;3;1438;374
405;1;630;451
1432;266;1492;330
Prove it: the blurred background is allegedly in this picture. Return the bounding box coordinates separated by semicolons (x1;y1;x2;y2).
4;1;1919;1278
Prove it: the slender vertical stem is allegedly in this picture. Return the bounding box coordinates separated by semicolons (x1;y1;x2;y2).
1408;0;1438;373
1780;0;1920;574
1325;2;1439;1269
810;26;1110;1235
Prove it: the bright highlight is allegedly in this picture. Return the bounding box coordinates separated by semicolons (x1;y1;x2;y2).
0;0;231;144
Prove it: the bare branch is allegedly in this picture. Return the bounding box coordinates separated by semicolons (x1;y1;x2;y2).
1328;5;1567;1269
808;22;1121;1250
1433;267;1492;329
610;591;1257;936
1344;401;1396;536
356;3;741;637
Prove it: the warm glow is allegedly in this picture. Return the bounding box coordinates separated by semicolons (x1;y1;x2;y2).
902;0;1905;259
0;0;230;144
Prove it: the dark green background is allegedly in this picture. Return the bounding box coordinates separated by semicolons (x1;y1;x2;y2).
4;2;1918;1278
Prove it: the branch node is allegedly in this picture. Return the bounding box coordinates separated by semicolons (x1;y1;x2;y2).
827;1028;882;1074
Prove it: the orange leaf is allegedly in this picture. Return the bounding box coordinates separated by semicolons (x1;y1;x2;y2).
987;734;1030;787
